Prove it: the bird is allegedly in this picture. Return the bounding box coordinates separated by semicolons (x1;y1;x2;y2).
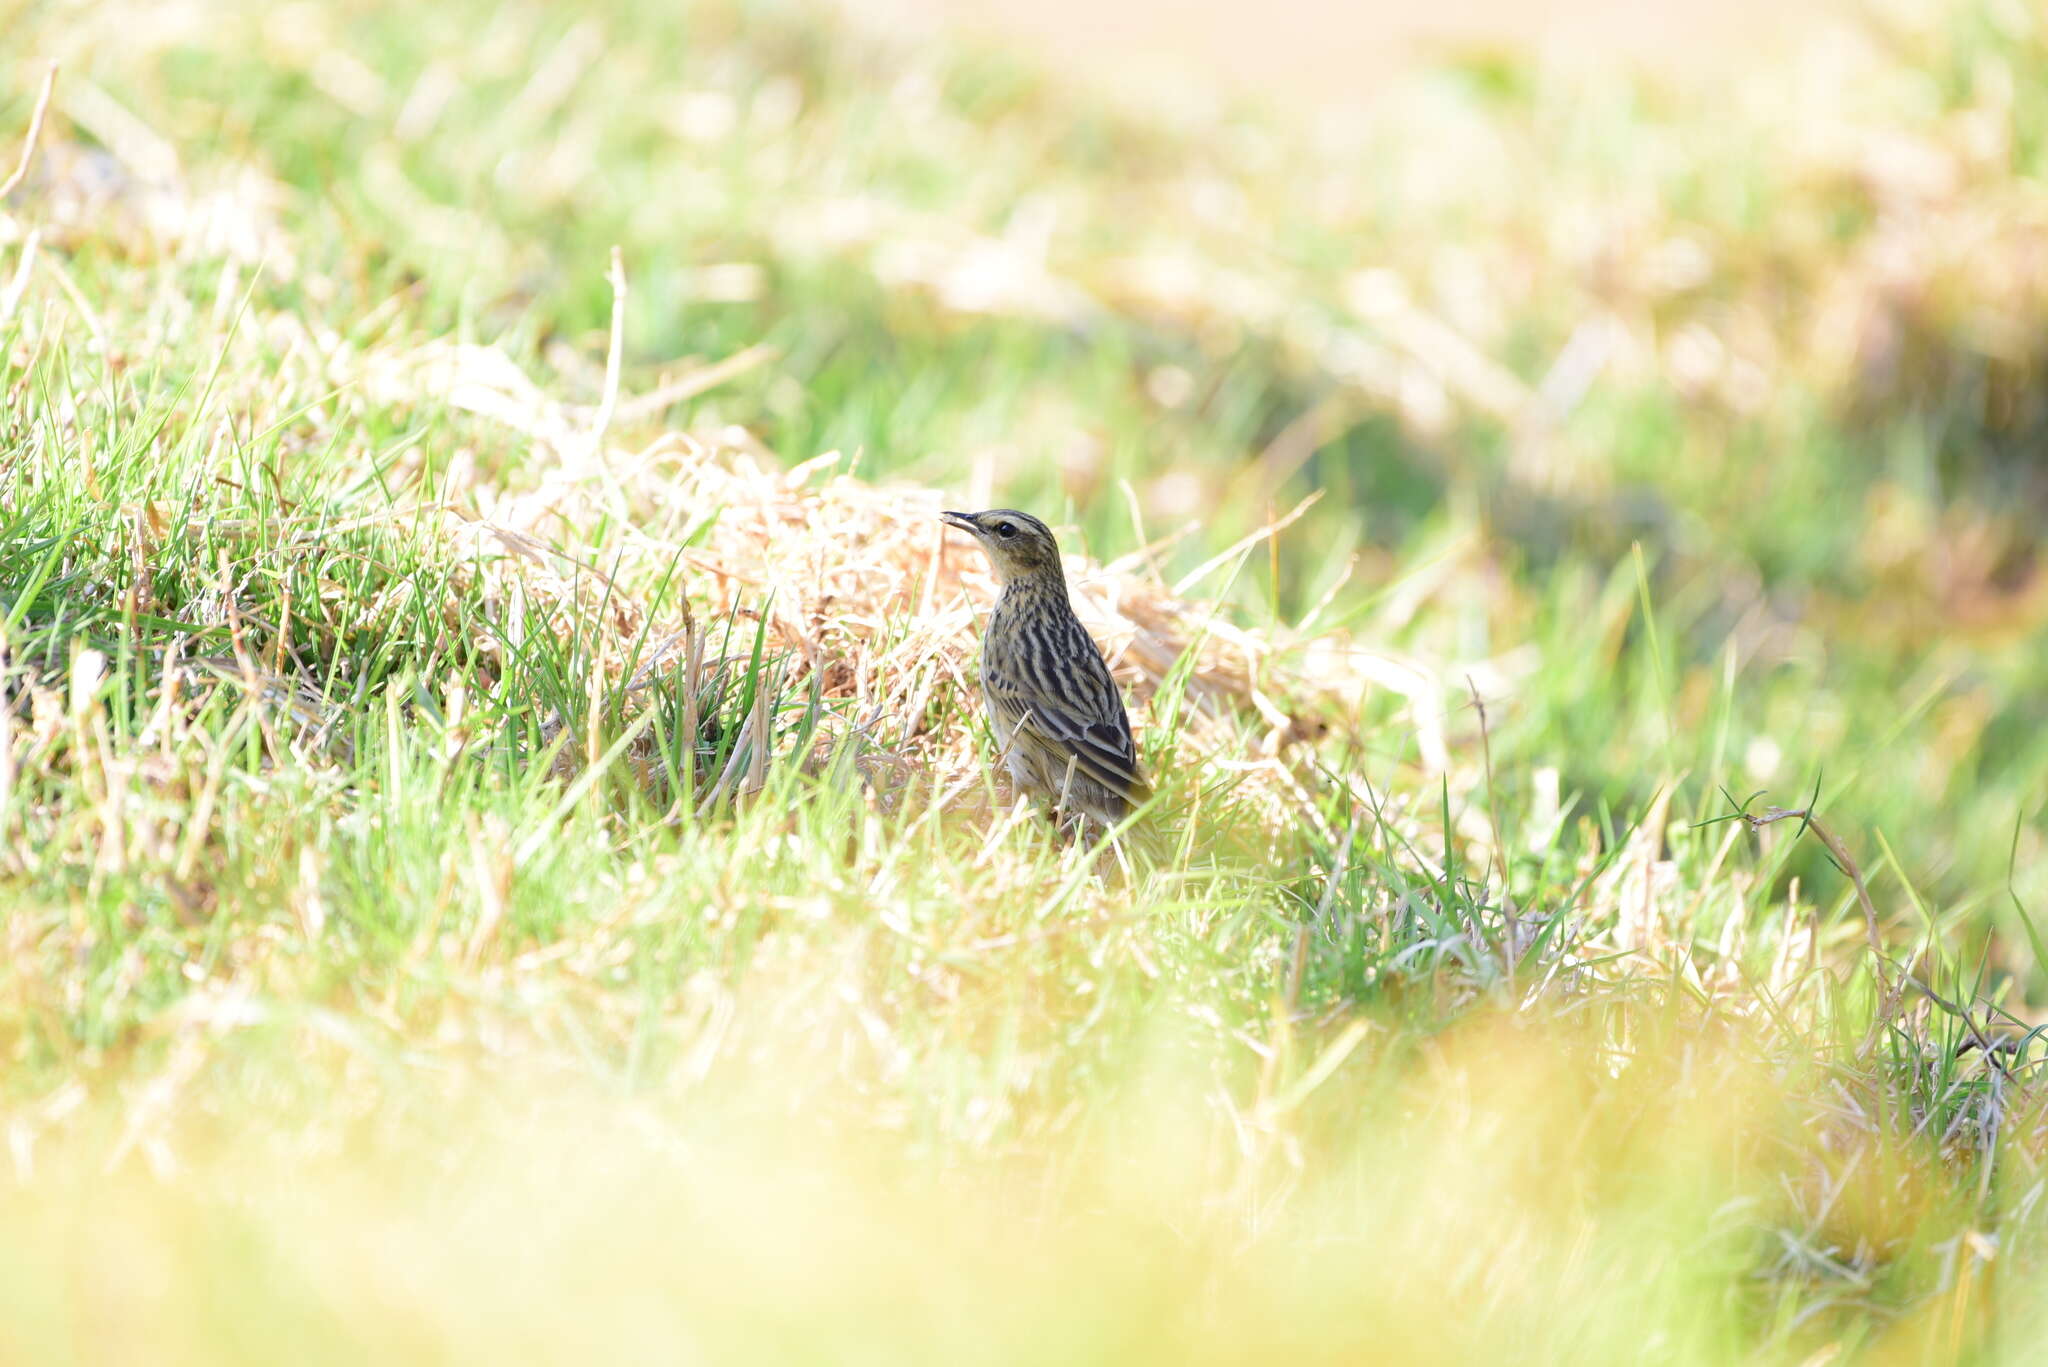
941;508;1151;831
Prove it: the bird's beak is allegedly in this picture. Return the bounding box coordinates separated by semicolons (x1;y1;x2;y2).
939;510;977;534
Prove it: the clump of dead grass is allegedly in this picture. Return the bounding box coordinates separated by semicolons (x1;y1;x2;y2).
334;304;1436;836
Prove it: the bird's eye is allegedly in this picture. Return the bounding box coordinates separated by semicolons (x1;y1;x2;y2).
996;521;1017;538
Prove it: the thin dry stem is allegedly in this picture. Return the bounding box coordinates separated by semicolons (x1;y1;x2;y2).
0;61;58;201
1736;806;1904;1055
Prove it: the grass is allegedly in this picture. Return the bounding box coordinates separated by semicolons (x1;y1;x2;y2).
3;0;2048;1359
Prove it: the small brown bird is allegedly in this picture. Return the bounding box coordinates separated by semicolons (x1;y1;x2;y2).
942;508;1151;830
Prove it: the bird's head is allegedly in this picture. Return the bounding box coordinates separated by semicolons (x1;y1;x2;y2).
940;508;1066;586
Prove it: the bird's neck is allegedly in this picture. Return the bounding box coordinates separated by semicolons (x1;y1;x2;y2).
996;574;1071;614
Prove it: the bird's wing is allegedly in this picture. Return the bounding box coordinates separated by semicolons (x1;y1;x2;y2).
987;619;1151;803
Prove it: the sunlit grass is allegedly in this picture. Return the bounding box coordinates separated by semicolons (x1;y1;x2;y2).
3;0;2047;1359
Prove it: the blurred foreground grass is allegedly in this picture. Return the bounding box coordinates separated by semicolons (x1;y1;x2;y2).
4;1013;2033;1365
3;0;2048;1359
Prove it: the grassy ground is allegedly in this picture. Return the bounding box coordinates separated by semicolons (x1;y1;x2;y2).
3;0;2047;1360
